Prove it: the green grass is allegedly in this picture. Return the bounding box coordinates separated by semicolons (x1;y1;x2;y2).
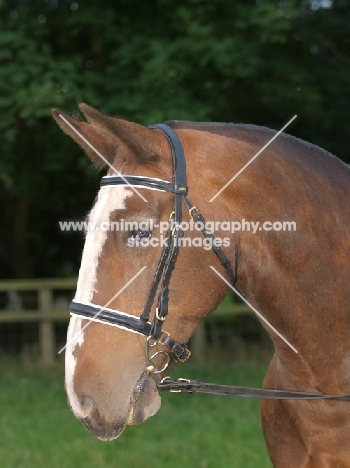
0;356;272;468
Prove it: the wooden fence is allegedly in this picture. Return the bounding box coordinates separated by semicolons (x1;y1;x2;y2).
0;278;251;363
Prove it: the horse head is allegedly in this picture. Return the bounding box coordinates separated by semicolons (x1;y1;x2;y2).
53;105;350;466
52;104;231;440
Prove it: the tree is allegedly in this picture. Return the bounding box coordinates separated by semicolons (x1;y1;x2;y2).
0;0;348;278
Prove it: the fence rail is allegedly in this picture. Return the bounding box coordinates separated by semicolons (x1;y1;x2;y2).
0;278;74;364
0;278;251;363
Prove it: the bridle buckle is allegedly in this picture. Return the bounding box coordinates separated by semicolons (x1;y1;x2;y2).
188;205;200;219
155;308;166;321
169;377;191;393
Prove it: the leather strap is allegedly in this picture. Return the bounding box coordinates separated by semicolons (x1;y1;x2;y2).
159;335;191;362
158;377;350;401
149;124;188;196
183;198;236;285
70;300;152;335
146;124;187;339
140;227;173;323
100;176;176;193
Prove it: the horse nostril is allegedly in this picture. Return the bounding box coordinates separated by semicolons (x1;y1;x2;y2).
80;395;94;417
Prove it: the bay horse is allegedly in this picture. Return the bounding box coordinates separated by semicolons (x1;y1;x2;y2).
53;104;349;467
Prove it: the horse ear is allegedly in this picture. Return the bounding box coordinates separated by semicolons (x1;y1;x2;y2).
51;104;159;170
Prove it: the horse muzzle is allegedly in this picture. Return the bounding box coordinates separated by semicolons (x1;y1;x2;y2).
74;372;161;441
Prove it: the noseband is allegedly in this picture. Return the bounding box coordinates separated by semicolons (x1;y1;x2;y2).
70;123;235;377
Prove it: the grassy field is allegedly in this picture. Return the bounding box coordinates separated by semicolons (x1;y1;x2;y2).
0;355;272;468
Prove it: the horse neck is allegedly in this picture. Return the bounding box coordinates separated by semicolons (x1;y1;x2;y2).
205;136;350;361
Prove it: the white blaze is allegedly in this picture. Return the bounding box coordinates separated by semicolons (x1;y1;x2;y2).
65;186;132;417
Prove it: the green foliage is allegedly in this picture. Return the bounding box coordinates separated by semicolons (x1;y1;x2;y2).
0;0;349;277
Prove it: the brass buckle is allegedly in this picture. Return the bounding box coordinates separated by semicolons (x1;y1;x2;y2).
188;206;200;219
170;378;191;393
159;331;191;363
178;349;191;363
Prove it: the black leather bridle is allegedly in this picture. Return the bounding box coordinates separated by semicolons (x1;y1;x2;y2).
69;123;350;402
70;123;235;367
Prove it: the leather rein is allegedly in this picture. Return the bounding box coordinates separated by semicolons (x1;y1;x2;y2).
70;123;350;402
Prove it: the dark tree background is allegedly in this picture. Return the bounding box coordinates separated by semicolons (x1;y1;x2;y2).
0;0;349;279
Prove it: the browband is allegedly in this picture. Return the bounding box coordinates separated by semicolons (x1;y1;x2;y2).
100;176;177;193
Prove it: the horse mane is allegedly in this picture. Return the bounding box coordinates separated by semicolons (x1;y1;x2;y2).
164;120;350;176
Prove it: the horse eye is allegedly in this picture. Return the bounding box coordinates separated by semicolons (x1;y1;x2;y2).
130;229;152;241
